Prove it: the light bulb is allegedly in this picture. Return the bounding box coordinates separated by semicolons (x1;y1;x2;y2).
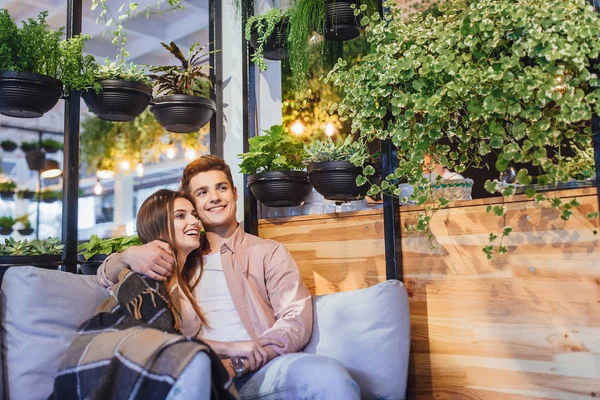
120;160;130;171
291;121;305;135
136;162;144;177
166;142;176;159
325;122;336;137
93;179;103;196
185;148;197;161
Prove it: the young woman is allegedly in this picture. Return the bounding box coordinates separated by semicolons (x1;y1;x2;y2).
135;188;208;335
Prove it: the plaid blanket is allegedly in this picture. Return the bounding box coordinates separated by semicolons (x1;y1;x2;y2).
49;269;238;400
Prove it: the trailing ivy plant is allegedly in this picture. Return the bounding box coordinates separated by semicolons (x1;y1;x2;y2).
245;8;288;71
238;124;306;174
327;0;600;258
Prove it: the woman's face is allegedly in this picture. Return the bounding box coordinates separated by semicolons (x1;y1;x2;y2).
172;197;201;257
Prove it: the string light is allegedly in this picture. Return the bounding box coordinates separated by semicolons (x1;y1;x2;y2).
166;141;177;159
93;179;103;196
325;122;336;137
291;121;305;135
96;170;115;179
120;160;130;171
185;148;197;161
136;161;144;177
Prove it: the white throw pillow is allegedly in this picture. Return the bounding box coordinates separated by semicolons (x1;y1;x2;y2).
303;280;411;400
1;267;109;400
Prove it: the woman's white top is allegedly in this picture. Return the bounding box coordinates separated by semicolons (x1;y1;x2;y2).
195;252;251;342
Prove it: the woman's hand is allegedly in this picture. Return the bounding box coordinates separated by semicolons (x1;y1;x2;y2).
222;338;283;372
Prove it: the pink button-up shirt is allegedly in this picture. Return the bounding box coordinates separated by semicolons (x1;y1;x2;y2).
97;225;313;355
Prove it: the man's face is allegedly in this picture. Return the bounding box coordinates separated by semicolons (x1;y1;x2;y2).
188;170;238;232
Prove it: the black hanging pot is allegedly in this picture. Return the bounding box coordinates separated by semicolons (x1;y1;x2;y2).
0;191;14;200
18;190;35;200
308;161;368;201
150;95;216;133
25;149;46;171
82;79;153;122
1;142;17;152
77;254;108;275
325;0;360;41
0;71;63;118
249;17;289;60
0;228;13;236
247;171;312;207
17;228;34;236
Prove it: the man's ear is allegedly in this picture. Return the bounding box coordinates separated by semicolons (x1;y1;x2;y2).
233;186;238;202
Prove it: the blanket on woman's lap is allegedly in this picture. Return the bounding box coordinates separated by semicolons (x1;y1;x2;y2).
49;268;238;400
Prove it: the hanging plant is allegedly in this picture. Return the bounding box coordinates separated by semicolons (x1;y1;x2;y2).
0;140;17;152
246;8;290;70
327;0;600;257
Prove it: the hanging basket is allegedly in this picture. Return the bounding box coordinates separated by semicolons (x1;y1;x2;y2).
150;95;216;133
249;18;289;60
247;171;312;207
0;71;63;118
0;191;14;200
25;149;46;171
308;161;368;202
82;79;153;122
325;0;360;41
0;228;13;236
17;228;34;236
1;142;18;152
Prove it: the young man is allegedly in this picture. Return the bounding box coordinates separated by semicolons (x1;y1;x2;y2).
97;155;360;399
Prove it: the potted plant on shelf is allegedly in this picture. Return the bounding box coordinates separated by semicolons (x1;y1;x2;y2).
37;189;61;203
20;141;46;170
246;8;290;69
326;0;600;257
77;234;142;275
0;10;94;118
15;214;33;236
0;180;16;200
239;124;312;207
0;216;14;235
0;140;17;152
0;237;64;281
16;189;35;200
148;42;216;133
40;138;63;154
304;135;372;202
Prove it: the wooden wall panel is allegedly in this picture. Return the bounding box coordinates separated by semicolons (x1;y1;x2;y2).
257;189;600;399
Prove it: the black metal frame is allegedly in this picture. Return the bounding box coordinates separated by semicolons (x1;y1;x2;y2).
242;0;259;236
209;0;224;158
62;0;82;273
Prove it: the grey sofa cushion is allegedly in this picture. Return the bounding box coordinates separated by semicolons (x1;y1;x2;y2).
303;280;410;400
0;267;109;400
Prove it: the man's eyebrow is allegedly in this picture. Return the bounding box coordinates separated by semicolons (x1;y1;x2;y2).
194;186;209;193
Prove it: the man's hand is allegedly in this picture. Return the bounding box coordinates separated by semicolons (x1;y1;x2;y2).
204;338;283;372
121;240;174;281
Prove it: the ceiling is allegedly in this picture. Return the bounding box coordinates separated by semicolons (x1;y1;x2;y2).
0;0;210;67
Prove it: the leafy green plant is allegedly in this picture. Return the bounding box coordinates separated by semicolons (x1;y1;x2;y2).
0;216;14;231
148;42;213;97
16;189;34;199
41;138;63;153
245;8;287;71
95;58;149;83
0;9;94;90
287;0;378;91
238;124;306;174
0;237;64;256
0;140;17;151
327;0;600;257
304;135;369;164
77;234;142;261
0;180;17;192
20;141;37;153
37;189;61;202
15;214;31;230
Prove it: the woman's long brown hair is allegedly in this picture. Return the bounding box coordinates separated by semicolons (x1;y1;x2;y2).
136;189;208;327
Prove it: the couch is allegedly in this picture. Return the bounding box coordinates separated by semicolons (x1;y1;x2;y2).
0;266;410;400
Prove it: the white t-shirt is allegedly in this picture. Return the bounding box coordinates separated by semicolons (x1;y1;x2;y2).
195;252;251;342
